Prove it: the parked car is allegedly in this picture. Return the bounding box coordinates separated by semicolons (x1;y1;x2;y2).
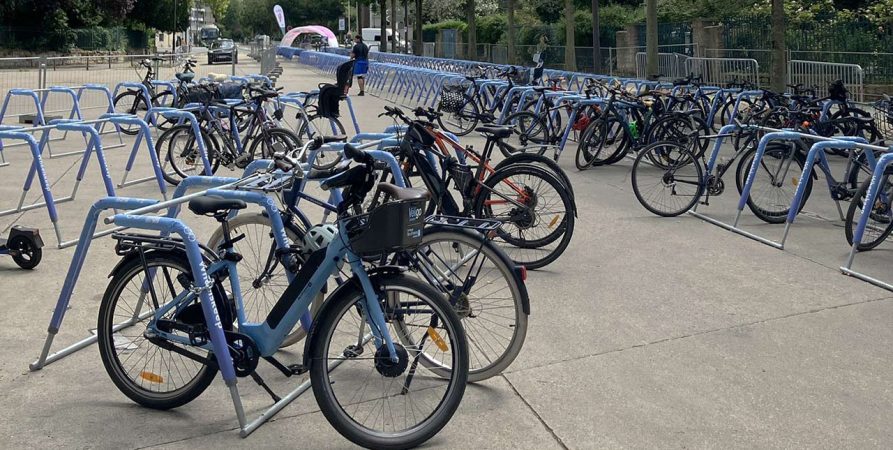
208;39;238;64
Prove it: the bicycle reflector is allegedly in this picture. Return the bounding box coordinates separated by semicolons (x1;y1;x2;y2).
427;327;449;352
139;371;164;384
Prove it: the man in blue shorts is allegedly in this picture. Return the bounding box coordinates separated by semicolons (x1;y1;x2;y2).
351;34;369;96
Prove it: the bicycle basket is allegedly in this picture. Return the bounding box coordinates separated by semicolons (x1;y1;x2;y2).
341;198;427;257
183;86;214;104
872;99;893;139
439;84;467;113
510;67;532;86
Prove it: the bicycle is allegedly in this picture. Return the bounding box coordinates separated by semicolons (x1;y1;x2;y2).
575;82;710;170
207;138;531;382
376;106;576;269
155;84;300;184
631;118;875;222
113;57;170;135
436;66;525;136
97;138;469;448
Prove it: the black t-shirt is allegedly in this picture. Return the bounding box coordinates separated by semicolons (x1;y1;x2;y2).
352;42;369;60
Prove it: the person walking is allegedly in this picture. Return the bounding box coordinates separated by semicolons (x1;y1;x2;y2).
351;34;370;96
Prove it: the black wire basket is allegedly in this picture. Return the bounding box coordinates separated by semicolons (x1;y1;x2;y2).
439;84;467;113
872;99;893;139
341;198;427;257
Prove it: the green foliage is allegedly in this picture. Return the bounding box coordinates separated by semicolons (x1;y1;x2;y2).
422;20;468;34
531;0;563;23
477;14;506;43
130;0;192;32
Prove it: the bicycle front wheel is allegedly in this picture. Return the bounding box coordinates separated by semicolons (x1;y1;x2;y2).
437;97;479;136
309;273;468;449
631;141;704;217
409;227;528;382
113;91;149;135
158;124;221;185
844;175;893;251
735;142;811;224
501;111;549;156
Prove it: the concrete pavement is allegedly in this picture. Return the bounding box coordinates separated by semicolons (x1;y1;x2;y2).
0;59;891;448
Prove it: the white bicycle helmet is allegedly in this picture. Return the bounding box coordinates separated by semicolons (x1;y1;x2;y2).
301;224;339;252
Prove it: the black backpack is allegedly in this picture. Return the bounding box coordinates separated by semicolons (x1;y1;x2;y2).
828;80;848;101
317;84;342;119
336;60;355;91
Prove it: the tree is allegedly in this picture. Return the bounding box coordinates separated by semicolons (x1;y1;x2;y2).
380;0;388;51
390;0;397;51
220;0;243;39
414;0;423;54
466;0;476;59
205;0;230;18
645;0;657;80
507;0;516;63
131;0;192;33
591;0;601;72
564;0;576;70
770;0;786;91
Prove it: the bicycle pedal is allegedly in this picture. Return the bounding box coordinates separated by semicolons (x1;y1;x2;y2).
287;364;308;375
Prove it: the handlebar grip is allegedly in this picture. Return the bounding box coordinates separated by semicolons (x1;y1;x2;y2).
342;143;367;162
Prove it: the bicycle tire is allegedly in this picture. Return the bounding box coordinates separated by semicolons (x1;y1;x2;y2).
151;90;176;131
97;251;221;410
157;124;221;185
844;174;893;250
631;141;704;217
436;95;479;136
735;142;812;224
113;91;148;135
473;164;575;269
495;153;575;199
408;227;528;382
296;114;346;170
309;273;468;449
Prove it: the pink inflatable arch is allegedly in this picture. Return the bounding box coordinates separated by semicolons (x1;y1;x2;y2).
279;25;340;48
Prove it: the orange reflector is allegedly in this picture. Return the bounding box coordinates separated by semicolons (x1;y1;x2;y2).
139;371;164;384
427;327;449;352
792;177;799;187
548;215;560;228
519;265;527;282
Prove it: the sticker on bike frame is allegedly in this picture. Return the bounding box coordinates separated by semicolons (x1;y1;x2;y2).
427;326;449;352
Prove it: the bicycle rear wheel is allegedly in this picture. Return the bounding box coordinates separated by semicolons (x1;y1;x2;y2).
500;111;549;156
97;251;222;410
631;141;704;217
575;116;629;169
473;164;575;269
158;124;221;185
437;97;479;136
408;228;528;382
309;273;468;449
297;114;346;170
113;91;149;135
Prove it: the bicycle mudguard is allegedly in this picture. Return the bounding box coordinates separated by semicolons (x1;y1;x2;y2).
265;247;328;329
300;267;407;369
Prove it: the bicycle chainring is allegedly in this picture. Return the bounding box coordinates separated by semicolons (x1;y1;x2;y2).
226;331;260;377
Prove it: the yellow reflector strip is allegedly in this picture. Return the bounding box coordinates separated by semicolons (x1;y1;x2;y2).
549;215;560;228
792;177;799;187
140;371;164;384
427;327;449;352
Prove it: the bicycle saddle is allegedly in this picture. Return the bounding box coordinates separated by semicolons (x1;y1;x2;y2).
188;196;247;216
175;72;195;83
207;73;228;83
377;182;430;201
476;125;513;139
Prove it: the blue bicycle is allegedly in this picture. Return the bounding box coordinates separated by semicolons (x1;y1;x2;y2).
96;139;469;448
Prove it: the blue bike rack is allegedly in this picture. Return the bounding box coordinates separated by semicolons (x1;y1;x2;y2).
841;147;893;291
75;84;125;150
157;109;214;175
109;114;169;197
